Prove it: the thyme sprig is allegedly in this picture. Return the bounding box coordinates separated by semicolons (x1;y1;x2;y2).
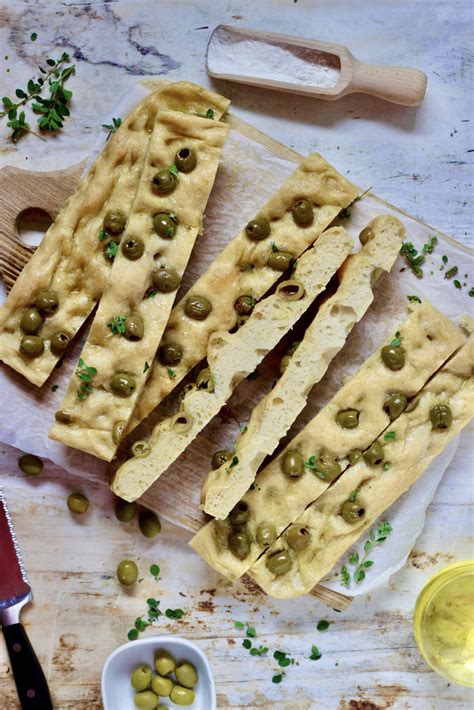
75;358;97;399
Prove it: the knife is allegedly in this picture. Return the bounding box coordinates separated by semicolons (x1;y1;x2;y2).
0;487;53;709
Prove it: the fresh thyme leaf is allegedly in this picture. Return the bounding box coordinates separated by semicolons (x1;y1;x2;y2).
134;616;150;632
226;455;239;473
250;645;268;656
340;564;351;587
98;228;108;242
169;164;179;177
31;32;38;42
407;295;421;303
345;521;393;585
206;108;215;119
273;650;294;668
400;242;424;278
246;625;257;638
150;564;160;578
143;361;150;373
348;552;359;565
442;255;448;264
453;279;462;290
107;314;127;335
75;359;97;399
127;628;139;641
271;242;279;252
242;639;252;649
248;289;256;307
384;431;396;441
316;620;331;632
165;608;184;619
445;266;459;279
383;462;391;471
422;235;438;254
391;331;403;347
309;644;322;660
239;424;248;433
105;241;118;259
146;289;158;298
348;490;358;502
234;621;245;629
469;288;474;297
272;673;285;683
102;116;122;134
167;366;176;379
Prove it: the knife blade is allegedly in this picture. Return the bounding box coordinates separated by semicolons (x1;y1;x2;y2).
0;487;53;709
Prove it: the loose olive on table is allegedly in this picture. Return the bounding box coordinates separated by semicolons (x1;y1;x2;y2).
291;198;314;226
116;559;138;586
139;509;161;538
158;342;183;366
174;147;197;173
211;449;233;469
35;289;59;315
154;650;176;676
131;665;153;691
67;492;89;515
196;367;214;392
170;685;195;706
134;690;159;709
430;403;452;429
341;500;366;524
281;449;304;478
336;409;360;429
152;265;180;292
20;334;44;357
184;295;212;320
268;250;295;272
153;213;178;239
359;226;373;246
18;453;43;476
381;345;405;371
20;307;43;334
152;169;177;194
234;295;254;316
256;523;277;547
124;314;144;341
175;661;198;689
103;209;126;235
363;441;384;466
50;331;70;356
115;497;137;523
286;525;311;551
228;501;250;527
151;674;173;697
110;372;136;397
122;237;145;261
266;549;293;575
383;393;408;420
245;216;270;241
228;530;251;559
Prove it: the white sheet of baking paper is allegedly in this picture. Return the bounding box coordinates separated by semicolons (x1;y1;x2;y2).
0;83;472;597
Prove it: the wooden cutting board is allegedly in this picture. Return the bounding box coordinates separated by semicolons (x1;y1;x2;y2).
1;88;471;612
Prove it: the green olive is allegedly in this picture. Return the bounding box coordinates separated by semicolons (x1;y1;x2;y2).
158;342;183;366
359;226;373;246
18;453;43;476
175;661;198;688
55;410;72;425
348;449;362;464
245;216;270;241
50;331;70;356
154;650;176;676
286;525;311;551
381;345;406;371
341;500;366;524
196;367;214;392
103;209;126;235
291;198;314;226
153;213;178;239
228;530;251;559
276;280;305;301
336;409;360;429
184;295;212;320
266;550;293;575
133;690;159;709
314;451;341;482
152;169;177;194
110;372;136;397
20;334;44;357
139;509;161;538
67;492;89;515
183;383;197;396
281;450;304;478
383;393;408;420
430;404;452;430
229;501;250;527
363;441;384;466
256;523;277;547
124;314;144;341
112;420;126;445
131;665;153;691
152;265;180;292
20;307;43;334
171;412;193;433
115;498;137;523
279;354;292;375
234;295;254;316
268;251;294;272
35;289;59;315
131;440;151;458
212;449;233;469
175;147;197;173
170;686;195;707
116;559;138;586
151;675;173;697
122;237;145;260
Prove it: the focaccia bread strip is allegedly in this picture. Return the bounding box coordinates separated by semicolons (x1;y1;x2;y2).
49;109;229;461
248;336;474;598
111;228;354;501
127;153;360;431
201;215;406;519
189;301;464;582
0;82;229;387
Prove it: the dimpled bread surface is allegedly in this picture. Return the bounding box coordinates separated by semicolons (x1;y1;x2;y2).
111;227;354;501
248;336;474;598
189;301;464;582
127;153;360;431
201;215;406;520
50;102;230;461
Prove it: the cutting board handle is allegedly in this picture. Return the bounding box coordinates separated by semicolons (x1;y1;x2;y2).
0;162;84;291
349;59;427;106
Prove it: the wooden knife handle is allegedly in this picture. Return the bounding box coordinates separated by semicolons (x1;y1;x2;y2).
2;622;53;709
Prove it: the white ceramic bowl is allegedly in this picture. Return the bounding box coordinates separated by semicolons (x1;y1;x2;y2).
101;635;216;710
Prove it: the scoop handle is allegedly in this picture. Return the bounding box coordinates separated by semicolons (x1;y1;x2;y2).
349;59;427;106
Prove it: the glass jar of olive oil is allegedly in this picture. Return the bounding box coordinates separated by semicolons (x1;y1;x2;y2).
413;561;474;686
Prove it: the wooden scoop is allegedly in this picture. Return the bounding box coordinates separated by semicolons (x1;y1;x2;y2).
207;25;427;107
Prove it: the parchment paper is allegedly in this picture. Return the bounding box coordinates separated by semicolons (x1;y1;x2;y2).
0;83;472;597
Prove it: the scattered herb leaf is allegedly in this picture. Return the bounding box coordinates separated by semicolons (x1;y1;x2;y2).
250;645;269;656
340;521;393;587
242;639;252;650
384;431;396;441
273;650;294;668
400;242;425;278
422;236;438;254
150;564;160;579
442;255;448;264
206;108;215;119
226;455;239;473
31;32;38;42
407;295;421;303
234;621;245;629
246;625;257;638
146;289;158;299
391;331;403;347
169;164;179;177
165;608;184;619
75;358;97;399
105;241;118;259
317;620;331;632
107;314;127;335
98;228;108;242
127;628;139;641
102;116;122;135
309;644;322;660
348;490;358;502
272;673;285;684
143;361;150;373
453;279;462;290
383;462;391;471
167;366;176;379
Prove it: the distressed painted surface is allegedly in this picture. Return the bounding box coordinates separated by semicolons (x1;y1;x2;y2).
0;1;473;708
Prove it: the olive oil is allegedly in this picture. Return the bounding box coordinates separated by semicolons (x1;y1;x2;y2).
414;561;474;686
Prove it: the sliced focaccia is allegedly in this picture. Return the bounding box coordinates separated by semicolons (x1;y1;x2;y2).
189;301;464;582
111;227;354;501
201;215;406;519
126;153;360;431
248;336;474;598
0;82;229;387
49;108;230;460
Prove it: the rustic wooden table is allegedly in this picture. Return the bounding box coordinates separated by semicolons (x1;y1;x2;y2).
1;1;473;709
